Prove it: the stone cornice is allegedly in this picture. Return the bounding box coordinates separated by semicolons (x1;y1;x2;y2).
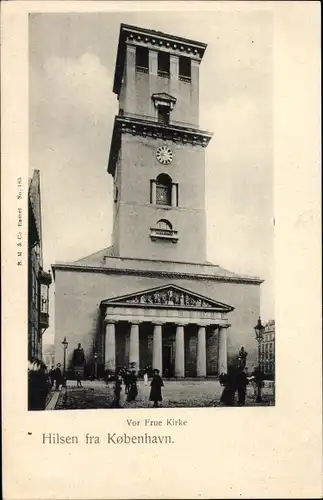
51;262;264;286
107;114;213;176
113;24;207;95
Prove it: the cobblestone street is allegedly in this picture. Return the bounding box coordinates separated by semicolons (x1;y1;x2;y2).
54;379;275;410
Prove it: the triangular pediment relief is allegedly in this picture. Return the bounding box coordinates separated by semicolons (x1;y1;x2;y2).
101;284;234;312
151;92;177;103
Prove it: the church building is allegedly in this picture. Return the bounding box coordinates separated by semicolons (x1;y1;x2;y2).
52;24;263;377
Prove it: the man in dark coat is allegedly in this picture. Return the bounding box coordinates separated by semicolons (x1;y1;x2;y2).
236;367;249;406
54;363;63;391
112;373;123;408
149;369;164;407
127;370;138;402
49;366;55;387
123;370;131;394
28;360;50;411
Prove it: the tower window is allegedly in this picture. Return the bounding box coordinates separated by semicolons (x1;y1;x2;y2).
179;56;191;82
158;52;170;78
156;219;172;230
156;173;172;205
157;106;170;124
136;46;149;72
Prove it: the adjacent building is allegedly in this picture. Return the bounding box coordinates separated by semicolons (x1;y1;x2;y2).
28;170;52;361
52;24;263;377
260;319;275;377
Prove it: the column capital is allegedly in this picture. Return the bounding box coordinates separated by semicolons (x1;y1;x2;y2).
196;323;207;329
153;321;163;327
130;320;143;325
105;319;117;325
175;322;187;327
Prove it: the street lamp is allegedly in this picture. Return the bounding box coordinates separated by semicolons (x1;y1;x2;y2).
62;336;68;387
254;317;265;402
94;352;98;380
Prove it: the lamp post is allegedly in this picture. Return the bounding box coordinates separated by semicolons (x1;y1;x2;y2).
94;352;98;380
62;336;68;387
254;317;264;403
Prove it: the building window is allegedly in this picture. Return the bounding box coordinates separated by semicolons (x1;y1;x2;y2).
156;173;172;205
158;52;170;78
136;46;149;73
157;106;170;125
179;56;191;82
40;284;49;314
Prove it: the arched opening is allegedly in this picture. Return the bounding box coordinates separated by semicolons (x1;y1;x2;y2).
156;219;173;231
156;173;172;206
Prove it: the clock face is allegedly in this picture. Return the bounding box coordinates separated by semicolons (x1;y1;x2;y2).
156;145;173;165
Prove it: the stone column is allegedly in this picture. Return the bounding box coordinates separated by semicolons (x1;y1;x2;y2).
197;325;206;377
151;181;157;204
170;55;179;119
129;321;140;370
149;49;158;118
105;321;116;371
218;326;228;374
175;323;185;377
152;323;163;373
191;59;200;127
125;45;136;114
171;183;177;207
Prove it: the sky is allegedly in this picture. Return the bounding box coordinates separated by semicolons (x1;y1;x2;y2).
29;11;274;345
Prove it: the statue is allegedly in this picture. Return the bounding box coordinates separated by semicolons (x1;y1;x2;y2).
72;343;86;382
238;346;248;368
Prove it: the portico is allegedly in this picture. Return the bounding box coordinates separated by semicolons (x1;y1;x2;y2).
100;284;233;377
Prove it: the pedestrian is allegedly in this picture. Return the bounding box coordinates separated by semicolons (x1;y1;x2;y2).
127;370;138;402
143;367;149;386
149;369;164;408
112;373;123;408
236;367;249;406
28;359;51;411
76;370;83;388
54;363;63;391
219;366;236;406
123;370;131;395
49;366;55;388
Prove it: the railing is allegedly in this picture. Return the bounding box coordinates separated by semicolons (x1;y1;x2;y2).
135;65;149;74
150;227;178;242
179;75;191;83
157;70;170;78
118;110;204;133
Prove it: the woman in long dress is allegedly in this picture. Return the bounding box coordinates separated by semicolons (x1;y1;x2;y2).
149;369;164;408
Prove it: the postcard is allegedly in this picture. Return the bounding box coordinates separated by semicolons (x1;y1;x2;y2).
1;1;321;499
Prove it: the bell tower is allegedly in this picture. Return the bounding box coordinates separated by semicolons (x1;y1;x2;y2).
107;24;212;263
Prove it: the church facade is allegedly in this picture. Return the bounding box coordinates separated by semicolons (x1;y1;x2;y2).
52;24;263;377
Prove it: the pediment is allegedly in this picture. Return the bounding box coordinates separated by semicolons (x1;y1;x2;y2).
101;284;234;312
152;92;177;103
